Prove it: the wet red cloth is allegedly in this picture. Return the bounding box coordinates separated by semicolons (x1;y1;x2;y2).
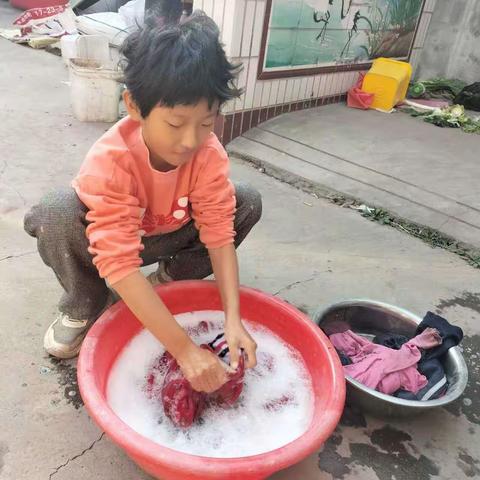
160;352;207;428
148;333;246;428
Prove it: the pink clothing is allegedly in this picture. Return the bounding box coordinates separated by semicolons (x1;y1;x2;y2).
329;329;442;395
72;116;235;285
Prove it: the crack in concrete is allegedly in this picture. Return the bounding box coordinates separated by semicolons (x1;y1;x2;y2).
0;160;7;178
0;251;36;262
49;433;105;479
274;273;320;296
9;183;26;206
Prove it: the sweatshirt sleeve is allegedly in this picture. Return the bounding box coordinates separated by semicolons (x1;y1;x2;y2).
73;170;144;285
189;146;236;249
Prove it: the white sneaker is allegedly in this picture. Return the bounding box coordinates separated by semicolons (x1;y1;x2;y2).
44;294;117;359
146;260;172;287
43;313;92;359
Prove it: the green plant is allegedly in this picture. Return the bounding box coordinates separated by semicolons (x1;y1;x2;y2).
359;206;480;269
388;0;423;32
403;105;480;134
408;78;467;100
359;4;390;58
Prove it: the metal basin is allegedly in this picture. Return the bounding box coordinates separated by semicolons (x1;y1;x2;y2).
315;300;468;417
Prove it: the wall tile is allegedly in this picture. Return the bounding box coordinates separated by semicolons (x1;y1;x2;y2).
234;59;248;111
293;78;304;101
251;108;260;129
253;80;264;108
243;57;259;109
232;112;243;139
261;81;272;107
241;110;252;133
277;79;287;104
305;76;314;98
203;0;214;18
269;81;280;105
212;0;226;30
222;98;236;114
251;0;266;57
424;0;437;13
284;79;295;103
259;107;268;122
228;0;245;58
241;0;257;57
414;12;432;49
317;74;327;97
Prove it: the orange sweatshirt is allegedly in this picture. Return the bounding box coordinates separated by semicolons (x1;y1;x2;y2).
72;116;235;285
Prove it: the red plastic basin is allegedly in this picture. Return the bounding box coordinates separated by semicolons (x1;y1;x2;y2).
77;281;345;480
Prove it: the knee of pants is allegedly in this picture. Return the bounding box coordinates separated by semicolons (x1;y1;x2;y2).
24;188;85;240
234;182;263;226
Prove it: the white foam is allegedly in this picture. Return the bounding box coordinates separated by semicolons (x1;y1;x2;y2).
107;311;313;457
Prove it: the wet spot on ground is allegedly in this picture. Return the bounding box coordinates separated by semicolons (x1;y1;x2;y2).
319;425;439;480
436;291;480;315
317;434;352;479
350;425;439;480
339;404;367;428
443;335;480;425
49;357;83;410
457;448;480;477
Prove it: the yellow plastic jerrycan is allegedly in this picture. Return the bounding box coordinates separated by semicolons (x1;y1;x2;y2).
362;58;412;111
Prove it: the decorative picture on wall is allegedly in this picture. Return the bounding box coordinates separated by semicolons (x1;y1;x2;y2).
258;0;425;79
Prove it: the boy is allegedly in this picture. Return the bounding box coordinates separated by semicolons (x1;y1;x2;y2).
24;12;262;394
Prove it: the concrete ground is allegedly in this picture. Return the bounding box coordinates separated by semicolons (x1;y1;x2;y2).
1;4;480;480
228;104;480;250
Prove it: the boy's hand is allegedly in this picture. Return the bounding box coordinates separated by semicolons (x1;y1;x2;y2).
225;318;257;370
176;343;228;393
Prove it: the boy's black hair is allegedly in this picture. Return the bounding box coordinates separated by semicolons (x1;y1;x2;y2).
121;10;242;118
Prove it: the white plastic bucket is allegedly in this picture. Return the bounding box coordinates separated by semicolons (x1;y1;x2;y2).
69;58;122;123
60;34;80;66
61;35;110;66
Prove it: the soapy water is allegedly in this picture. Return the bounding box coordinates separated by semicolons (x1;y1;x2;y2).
107;311;314;457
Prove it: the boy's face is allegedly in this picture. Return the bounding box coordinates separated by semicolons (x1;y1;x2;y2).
124;91;218;171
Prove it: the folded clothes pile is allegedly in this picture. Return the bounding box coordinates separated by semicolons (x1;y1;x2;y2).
328;312;463;401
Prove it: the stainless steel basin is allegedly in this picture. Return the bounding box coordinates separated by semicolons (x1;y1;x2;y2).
315;300;468;417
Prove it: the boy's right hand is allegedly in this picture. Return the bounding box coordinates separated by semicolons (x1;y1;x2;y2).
176;343;228;393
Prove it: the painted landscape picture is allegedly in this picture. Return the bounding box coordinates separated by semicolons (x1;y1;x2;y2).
263;0;424;72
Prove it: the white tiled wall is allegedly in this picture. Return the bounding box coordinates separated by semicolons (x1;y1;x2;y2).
193;0;436;114
424;0;437;13
409;1;436;79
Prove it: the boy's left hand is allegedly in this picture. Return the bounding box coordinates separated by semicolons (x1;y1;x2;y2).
225;317;257;370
